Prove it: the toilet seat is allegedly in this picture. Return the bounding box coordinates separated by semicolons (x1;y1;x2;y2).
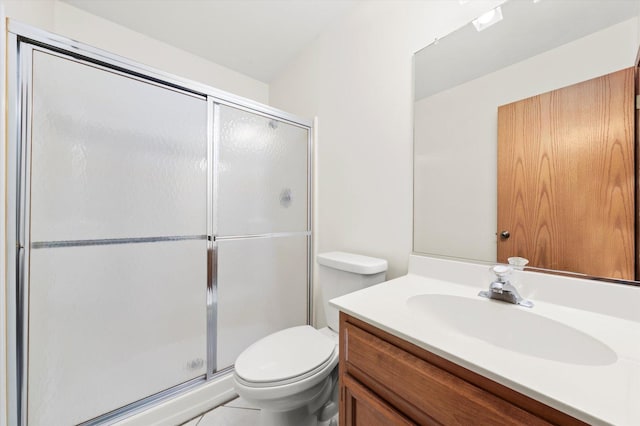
235;325;337;388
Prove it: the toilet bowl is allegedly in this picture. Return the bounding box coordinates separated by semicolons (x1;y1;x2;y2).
232;252;387;426
234;326;339;426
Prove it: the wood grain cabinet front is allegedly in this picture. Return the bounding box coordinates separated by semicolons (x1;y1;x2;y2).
342;374;416;426
338;313;588;426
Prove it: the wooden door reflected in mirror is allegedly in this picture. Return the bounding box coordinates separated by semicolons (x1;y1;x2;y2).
497;67;635;280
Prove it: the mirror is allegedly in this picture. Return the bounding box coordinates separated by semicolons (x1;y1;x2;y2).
413;0;640;282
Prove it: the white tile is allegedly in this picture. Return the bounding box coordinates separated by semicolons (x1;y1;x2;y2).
224;396;259;410
199;406;259;426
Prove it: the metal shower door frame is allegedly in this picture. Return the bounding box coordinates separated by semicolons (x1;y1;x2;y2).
5;20;313;426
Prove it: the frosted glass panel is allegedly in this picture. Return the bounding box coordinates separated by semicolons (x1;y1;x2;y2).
217;105;308;236
27;241;207;426
30;50;207;242
216;236;308;369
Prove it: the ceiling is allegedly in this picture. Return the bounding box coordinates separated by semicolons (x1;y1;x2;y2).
61;0;357;83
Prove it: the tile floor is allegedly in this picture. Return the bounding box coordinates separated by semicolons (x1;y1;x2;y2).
181;397;259;426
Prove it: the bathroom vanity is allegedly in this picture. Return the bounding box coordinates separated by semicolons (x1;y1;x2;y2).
339;313;583;425
330;255;640;425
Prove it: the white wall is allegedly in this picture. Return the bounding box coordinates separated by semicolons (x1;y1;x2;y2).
269;0;503;325
414;18;638;262
1;0;269;103
1;0;54;29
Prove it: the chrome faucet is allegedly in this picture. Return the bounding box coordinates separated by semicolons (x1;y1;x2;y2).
478;265;534;308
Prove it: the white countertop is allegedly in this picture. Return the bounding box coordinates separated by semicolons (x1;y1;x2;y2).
329;255;640;425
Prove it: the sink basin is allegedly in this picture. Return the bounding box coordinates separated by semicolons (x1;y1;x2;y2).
406;294;617;366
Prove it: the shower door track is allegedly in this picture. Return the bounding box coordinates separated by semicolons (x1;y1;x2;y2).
76;368;234;426
6;20;313;426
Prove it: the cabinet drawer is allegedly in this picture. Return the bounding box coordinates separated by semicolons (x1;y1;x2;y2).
343;322;549;425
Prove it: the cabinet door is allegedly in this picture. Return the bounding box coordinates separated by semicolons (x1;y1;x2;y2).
342;375;415;426
216;104;309;236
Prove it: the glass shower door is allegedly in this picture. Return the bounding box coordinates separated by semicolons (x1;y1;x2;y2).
214;104;310;370
26;49;209;425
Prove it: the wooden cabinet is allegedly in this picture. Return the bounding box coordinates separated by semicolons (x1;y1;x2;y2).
339;313;587;426
342;374;415;426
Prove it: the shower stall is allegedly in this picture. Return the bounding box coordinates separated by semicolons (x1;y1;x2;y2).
5;22;312;425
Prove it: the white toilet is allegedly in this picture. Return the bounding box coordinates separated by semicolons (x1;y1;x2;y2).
233;252;388;426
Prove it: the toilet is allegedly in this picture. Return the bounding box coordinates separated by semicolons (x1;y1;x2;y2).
233;252;388;426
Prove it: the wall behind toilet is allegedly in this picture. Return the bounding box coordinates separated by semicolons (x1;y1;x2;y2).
269;0;504;326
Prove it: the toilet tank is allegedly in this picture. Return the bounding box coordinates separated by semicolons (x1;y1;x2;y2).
317;252;388;331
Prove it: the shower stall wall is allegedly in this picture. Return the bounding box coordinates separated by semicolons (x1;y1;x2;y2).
5;22;312;426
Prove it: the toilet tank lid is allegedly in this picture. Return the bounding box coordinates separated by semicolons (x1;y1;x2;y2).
316;252;388;275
